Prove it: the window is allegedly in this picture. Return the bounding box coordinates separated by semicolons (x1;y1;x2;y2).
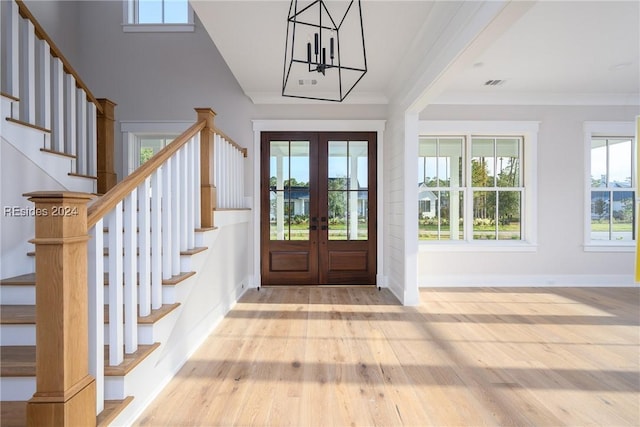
138;136;174;165
585;122;636;251
123;0;194;32
419;121;538;251
121;121;191;176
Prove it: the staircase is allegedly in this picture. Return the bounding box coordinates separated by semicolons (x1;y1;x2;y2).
1;1;251;425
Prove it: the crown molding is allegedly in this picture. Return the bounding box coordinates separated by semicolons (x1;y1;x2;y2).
245;91;389;105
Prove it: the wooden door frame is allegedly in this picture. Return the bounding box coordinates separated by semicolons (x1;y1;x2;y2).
252;120;386;288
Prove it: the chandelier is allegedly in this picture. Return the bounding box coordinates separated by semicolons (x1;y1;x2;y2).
282;0;367;102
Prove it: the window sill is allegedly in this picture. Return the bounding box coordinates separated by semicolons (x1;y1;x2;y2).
122;23;195;33
583;243;635;253
419;241;538;253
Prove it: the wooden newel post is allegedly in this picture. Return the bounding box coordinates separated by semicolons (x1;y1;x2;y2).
195;108;217;228
97;98;117;194
24;191;97;427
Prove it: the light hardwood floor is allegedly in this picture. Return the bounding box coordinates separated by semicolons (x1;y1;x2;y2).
135;286;639;426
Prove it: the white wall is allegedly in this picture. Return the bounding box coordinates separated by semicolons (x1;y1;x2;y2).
418;104;639;286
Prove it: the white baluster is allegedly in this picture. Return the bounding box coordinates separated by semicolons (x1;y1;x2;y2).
50;57;64;152
124;190;138;353
194;134;202;229
180;146;188;251
223;139;229;208
35;38;51;133
171;150;181;275
63;74;76;159
162;158;172;280
151;169;163;308
19;17;35;123
186;139;195;248
87;102;97;177
138;178;151;317
214;134;221;206
88;220;104;414
1;0;20;97
108;205;124;366
76;89;87;175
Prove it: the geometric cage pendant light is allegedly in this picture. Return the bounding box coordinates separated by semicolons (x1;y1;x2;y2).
282;0;367;102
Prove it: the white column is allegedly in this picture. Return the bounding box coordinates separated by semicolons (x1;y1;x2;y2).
349;154;359;240
194;134;202;229
449;157;461;240
276;154;284;240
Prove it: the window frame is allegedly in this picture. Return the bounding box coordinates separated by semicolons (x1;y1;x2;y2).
122;0;195;33
418;121;539;252
583;121;636;252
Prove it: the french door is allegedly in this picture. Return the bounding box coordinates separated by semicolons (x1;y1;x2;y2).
260;131;377;285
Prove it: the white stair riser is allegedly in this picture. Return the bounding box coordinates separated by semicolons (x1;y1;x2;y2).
0;286;35;305
0;377;35;401
0;325;35;345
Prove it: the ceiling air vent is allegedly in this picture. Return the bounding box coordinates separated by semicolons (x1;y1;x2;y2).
484;79;506;86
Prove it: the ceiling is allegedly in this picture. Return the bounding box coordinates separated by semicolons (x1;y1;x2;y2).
191;1;640;107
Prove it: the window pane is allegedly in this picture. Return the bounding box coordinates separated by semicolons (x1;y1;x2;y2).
328;191;347;240
328;141;348;190
612;191;634;241
164;0;188;23
439;138;463;187
418;138;437;187
350;141;368;190
498;191;521;240
591;139;607;187
590;191;610;241
496;138;520;187
138;0;163;23
473;191;496;239
348;191;367;240
472;138;495;187
609;139;632;188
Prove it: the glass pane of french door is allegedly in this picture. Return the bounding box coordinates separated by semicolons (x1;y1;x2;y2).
327;140;368;241
269;140;310;241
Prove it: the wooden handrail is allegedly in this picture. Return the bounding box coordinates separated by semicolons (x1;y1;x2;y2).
87;120;206;228
15;0;103;114
214;126;248;157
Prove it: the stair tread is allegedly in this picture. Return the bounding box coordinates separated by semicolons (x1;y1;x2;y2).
0;305;35;324
0;274;35;286
97;396;134;427
1;271;195;287
0;343;160;377
0;397;134;427
0;303;180;325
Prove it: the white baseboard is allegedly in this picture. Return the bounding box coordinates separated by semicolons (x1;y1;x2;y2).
419;274;636;287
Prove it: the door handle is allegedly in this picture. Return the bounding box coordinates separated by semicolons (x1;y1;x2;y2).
311;217;318;222
310;225;318;230
321;225;327;230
